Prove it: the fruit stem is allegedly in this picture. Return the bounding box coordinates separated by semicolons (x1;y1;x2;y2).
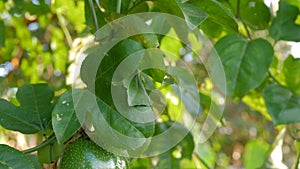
22;134;56;154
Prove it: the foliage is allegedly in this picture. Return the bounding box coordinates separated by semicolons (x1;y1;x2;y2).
0;0;300;168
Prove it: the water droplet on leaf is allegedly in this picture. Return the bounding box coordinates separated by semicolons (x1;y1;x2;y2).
88;125;95;132
56;114;62;121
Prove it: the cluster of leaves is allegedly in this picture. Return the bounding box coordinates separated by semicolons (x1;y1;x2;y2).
1;0;300;168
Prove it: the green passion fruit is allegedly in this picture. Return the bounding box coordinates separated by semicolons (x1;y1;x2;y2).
57;138;128;169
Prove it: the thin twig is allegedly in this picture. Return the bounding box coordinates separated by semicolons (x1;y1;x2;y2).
57;10;73;47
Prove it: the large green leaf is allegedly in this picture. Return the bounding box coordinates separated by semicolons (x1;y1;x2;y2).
244;140;270;169
263;84;300;125
81;39;144;107
0;84;54;134
240;0;271;30
283;55;300;95
74;89;154;155
0;144;35;169
52;90;81;144
270;1;300;42
214;34;274;97
155;122;195;169
188;0;238;32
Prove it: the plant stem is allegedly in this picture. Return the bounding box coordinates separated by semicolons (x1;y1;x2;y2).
295;143;300;169
88;0;99;30
242;21;252;40
57;10;73;47
22;134;56;154
116;0;122;13
236;0;240;17
49;143;54;162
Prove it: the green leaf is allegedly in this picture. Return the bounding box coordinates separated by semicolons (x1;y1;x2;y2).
0;20;4;47
244;140;270;169
214;34;274;97
283;55;300;94
263;84;300;125
155;122;194;169
240;0;271;30
74;89;155;154
200;19;223;38
0;144;35;169
0;84;54;134
176;1;208;30
52;90;81;144
188;0;238;32
81;39;144;107
270;1;300;42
